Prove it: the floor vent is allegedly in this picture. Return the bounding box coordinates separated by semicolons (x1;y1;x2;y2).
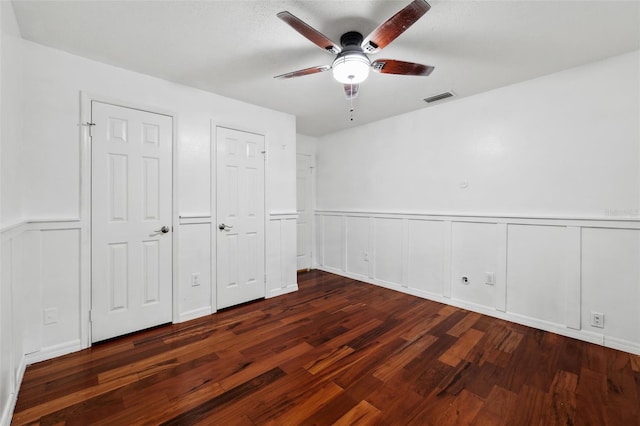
423;91;455;103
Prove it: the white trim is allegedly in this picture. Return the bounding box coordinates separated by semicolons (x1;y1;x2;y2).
178;307;213;323
565;226;582;330
1;219;81;234
179;217;212;225
604;336;640;356
495;223;508;312
269;212;298;220
210;121;217;313
1;391;18;426
267;284;299;299
24;339;84;365
0;220;27;234
442;220;452;299
315;210;640;229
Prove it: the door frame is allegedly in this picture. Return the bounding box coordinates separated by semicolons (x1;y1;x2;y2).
79;92;179;347
210;121;268;312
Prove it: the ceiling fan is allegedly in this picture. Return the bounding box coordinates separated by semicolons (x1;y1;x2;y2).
274;0;435;101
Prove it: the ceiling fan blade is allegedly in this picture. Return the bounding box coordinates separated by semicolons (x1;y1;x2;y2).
274;65;331;79
371;59;434;76
344;83;359;100
362;0;431;54
277;11;341;54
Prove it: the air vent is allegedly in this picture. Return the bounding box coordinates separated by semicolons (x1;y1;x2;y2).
423;91;455;103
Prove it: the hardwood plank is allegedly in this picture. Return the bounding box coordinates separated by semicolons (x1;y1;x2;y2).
372;334;437;382
540;369;578;425
575;367;608;425
438;328;485;367
470;385;517;425
447;311;482;337
262;381;343;425
160;367;286;425
434;388;485;425
13;270;640;425
333;400;381;425
305;345;355;375
505;384;551;425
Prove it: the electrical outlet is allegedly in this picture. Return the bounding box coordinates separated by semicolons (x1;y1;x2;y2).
44;308;58;325
591;312;605;328
363;252;369;262
191;273;201;287
485;272;495;285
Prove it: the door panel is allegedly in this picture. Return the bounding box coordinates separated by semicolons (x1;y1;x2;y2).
296;154;313;270
216;127;265;309
91;101;173;343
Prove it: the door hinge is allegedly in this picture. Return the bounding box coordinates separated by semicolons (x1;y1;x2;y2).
89;310;93;322
82;122;96;138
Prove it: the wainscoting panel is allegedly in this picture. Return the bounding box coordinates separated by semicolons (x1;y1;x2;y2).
322;215;344;272
407;219;445;296
506;224;573;326
582;227;640;351
373;218;403;287
451;221;498;310
267;213;298;298
178;222;212;322
40;229;81;350
20;231;42;355
345;216;370;279
315;210;640;355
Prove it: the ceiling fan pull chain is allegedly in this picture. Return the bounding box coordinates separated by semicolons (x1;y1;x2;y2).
349;81;355;121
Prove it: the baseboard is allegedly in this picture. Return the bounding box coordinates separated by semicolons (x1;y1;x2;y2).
1;393;15;426
268;284;299;298
178;307;213;323
315;267;632;354
24;339;83;365
605;336;640;356
1;354;28;426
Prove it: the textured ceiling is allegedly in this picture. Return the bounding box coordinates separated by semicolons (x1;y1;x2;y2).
11;0;640;136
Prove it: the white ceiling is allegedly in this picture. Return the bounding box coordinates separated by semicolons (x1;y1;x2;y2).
11;0;640;137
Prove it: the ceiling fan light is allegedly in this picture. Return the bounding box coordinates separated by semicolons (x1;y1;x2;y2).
332;53;370;84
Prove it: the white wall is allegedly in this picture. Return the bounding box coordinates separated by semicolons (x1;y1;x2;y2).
317;51;639;218
297;133;316;157
1;14;298;423
316;51;640;355
1;0;23;227
0;2;24;423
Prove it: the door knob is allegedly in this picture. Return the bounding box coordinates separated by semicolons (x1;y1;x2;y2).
154;225;170;234
218;223;233;231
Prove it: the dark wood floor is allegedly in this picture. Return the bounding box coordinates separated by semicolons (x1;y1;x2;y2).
13;271;640;425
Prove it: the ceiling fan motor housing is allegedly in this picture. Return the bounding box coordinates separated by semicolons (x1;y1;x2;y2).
340;31;364;48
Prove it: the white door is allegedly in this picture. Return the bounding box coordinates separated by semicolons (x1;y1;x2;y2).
296;154;313;270
91;101;173;342
216;127;265;309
